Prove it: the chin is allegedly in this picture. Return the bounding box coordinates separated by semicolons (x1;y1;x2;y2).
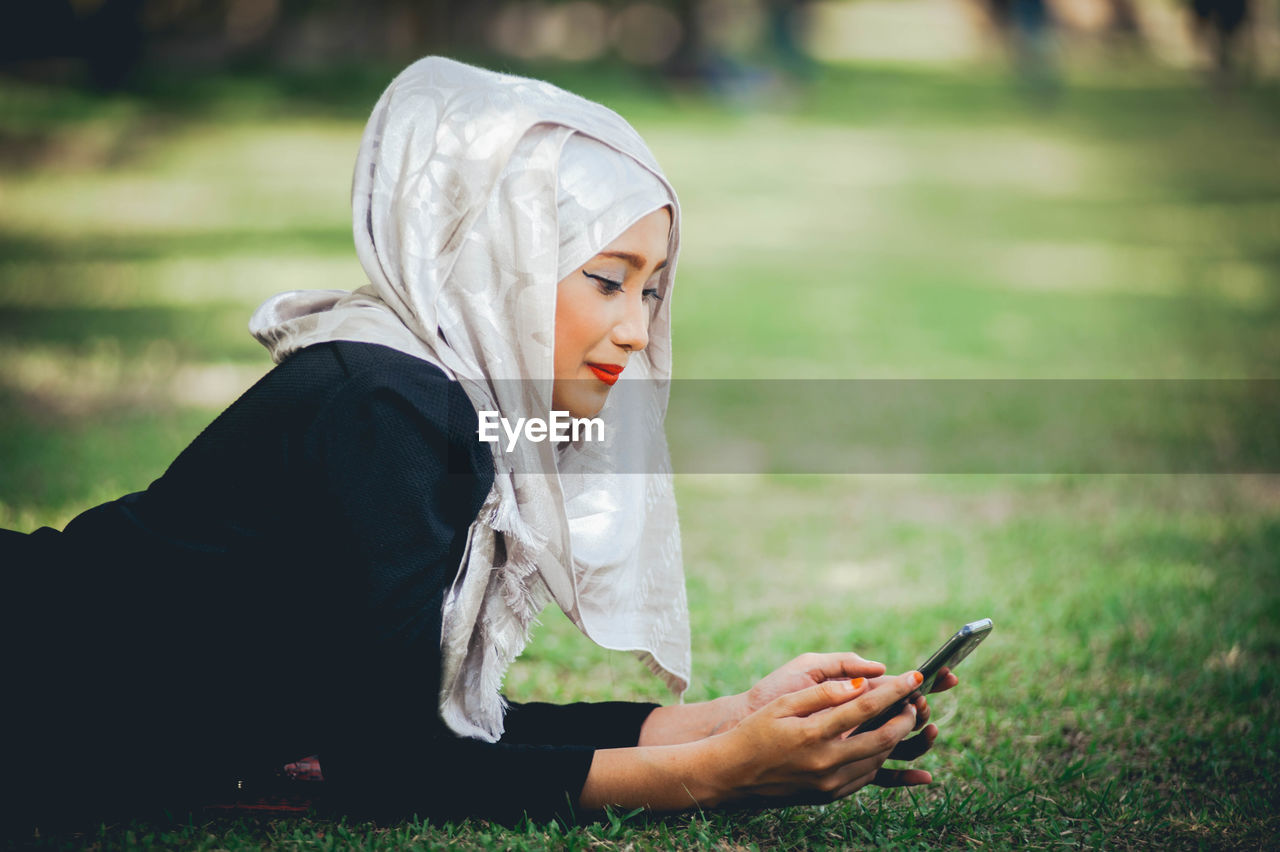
555;390;607;421
567;399;606;420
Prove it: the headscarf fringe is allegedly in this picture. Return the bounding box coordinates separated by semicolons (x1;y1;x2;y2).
634;649;689;700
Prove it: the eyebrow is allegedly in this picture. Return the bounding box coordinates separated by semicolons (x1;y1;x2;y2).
597;250;669;272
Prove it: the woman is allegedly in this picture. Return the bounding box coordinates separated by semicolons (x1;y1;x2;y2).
1;57;954;829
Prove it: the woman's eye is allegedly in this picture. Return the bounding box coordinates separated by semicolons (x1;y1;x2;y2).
583;271;623;294
643;288;662;303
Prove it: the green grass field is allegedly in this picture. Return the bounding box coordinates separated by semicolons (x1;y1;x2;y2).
1;59;1277;849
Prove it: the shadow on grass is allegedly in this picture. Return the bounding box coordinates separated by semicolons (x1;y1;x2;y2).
0;227;351;262
5;58;1277;152
0;305;262;360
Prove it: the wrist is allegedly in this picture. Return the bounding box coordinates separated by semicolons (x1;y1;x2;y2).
581;738;734;812
637;693;752;747
709;692;750;736
683;736;733;808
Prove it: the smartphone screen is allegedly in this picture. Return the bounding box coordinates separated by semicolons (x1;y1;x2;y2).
857;618;993;732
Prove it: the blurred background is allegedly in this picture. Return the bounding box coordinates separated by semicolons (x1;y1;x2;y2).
1;3;1278;845
2;1;1277;515
3;0;1279;91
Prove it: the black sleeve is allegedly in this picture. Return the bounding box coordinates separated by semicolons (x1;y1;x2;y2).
300;366;654;823
502;700;658;749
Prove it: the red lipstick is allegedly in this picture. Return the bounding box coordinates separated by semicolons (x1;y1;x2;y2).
587;363;623;386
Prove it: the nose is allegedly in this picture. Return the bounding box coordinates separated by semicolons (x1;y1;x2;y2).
611;293;650;352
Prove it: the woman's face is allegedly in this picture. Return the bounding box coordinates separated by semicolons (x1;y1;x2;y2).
553;207;671;419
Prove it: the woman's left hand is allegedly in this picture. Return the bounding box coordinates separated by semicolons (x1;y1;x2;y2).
732;656;960;734
639;655;958;747
721;653;887;734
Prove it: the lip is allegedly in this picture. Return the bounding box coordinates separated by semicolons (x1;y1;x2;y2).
587;362;623;386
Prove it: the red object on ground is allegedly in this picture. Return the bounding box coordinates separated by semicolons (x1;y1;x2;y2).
201;755;325;815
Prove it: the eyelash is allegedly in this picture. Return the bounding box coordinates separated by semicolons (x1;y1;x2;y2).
583;271;663;303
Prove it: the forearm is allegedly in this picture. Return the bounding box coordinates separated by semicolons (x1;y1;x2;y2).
579;739;727;812
636;694;748;746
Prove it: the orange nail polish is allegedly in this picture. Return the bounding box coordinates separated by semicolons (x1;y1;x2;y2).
850;677;866;689
911;671;923;686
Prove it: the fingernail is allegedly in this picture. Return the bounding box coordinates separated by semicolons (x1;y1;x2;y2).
910;671;923;686
850;677;866;690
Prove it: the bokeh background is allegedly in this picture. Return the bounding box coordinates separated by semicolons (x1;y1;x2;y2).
2;1;1277;848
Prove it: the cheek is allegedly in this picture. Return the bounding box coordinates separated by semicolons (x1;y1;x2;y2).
554;288;603;369
553;284;584;374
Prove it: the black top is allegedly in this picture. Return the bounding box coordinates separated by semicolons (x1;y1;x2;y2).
1;341;657;828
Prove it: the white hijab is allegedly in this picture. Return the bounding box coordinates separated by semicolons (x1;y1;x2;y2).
249;57;690;741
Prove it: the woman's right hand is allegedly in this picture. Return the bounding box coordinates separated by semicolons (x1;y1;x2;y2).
703;670;932;806
580;670;936;813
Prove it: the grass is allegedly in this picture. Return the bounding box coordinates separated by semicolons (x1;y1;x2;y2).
1;54;1277;849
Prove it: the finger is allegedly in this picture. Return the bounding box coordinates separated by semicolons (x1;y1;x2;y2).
829;767;881;801
839;675;893;732
876;700;920;745
873;767;933;787
807;751;889;804
864;673;926;696
912;694;930;729
802;652;886;681
822;713;924;800
889;724;937;761
828;703;918;771
820;670;923;737
774;677;868;718
930;668;959;693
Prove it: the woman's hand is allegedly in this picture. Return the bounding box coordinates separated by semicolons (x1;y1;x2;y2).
639;652;888;746
582;671;937;812
731;654;957;735
703;671;935;806
638;655;960;748
741;652;888;718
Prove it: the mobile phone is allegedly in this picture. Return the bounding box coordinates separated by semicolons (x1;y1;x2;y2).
857;618;993;732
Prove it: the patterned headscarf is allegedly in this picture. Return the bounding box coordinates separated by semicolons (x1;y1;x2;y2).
249;57;690;741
